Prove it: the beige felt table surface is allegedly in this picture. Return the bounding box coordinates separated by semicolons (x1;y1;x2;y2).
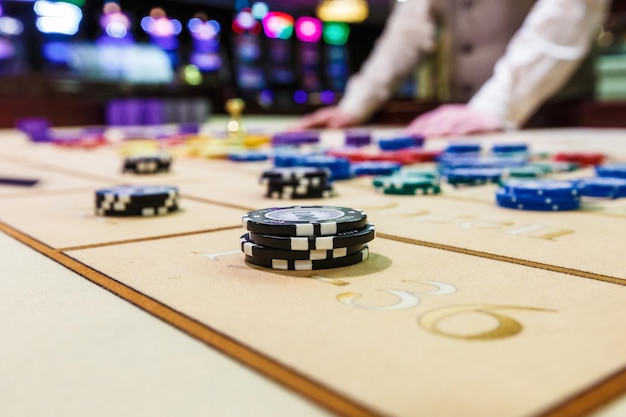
0;229;330;417
2;119;626;417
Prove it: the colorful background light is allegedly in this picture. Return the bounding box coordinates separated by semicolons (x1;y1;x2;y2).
323;21;350;46
295;17;322;43
262;11;293;40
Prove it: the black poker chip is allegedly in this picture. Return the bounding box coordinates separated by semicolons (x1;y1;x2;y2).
265;183;335;199
95;185;179;217
242;206;367;237
96;204;180;217
245;246;369;270
240;233;366;260
261;167;334;200
96;185;178;199
260;167;331;182
122;153;172;174
248;223;376;251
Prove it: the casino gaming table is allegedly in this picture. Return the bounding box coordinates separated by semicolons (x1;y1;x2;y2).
2;116;626;417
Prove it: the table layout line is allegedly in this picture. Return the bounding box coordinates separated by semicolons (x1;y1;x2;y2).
0;221;383;417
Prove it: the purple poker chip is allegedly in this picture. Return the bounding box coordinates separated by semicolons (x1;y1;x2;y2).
15;117;52;142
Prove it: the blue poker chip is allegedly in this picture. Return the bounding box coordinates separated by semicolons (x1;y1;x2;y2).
273;153;310;167
500;179;580;199
491;143;529;154
228;150;270;162
438;155;527;170
302;155;352;180
396;168;438;179
575;177;626;198
445;167;503;185
595;163;626;179
495;189;580;211
352;161;402;176
378;135;424;151
443;143;481;154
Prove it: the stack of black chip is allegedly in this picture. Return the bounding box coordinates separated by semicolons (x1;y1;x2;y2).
95;185;180;217
260;167;335;199
241;206;375;270
123;152;172;174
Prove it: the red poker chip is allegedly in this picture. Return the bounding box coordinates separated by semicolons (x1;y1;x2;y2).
327;148;441;165
393;148;442;163
553;152;605;166
52;136;108;149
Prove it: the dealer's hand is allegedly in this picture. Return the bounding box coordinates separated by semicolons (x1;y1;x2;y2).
405;104;503;138
291;106;363;130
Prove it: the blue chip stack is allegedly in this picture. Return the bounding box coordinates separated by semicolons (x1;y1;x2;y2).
272;149;315;167
443;143;481;157
439;155;527;170
595;163;626;179
352;161;402;176
301;155;353;180
228;150;270;162
491;143;530;158
437;143;483;172
378;135;424;151
576;177;626;198
445;167;503;186
496;179;581;211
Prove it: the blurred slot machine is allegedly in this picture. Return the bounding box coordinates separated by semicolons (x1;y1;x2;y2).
63;3;172;85
92;2;134;80
231;8;267;102
291;16;337;107
0;3;26;74
322;22;350;93
261;10;296;108
295;16;323;94
187;13;222;74
34;0;83;71
140;7;182;71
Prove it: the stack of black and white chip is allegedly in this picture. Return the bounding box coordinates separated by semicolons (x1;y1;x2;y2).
123;152;172;174
260;167;335;199
241;206;375;270
95;185;180;216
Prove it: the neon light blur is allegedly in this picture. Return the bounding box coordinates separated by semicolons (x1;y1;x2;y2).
100;6;131;39
251;2;269;20
188;18;220;40
183;65;203;85
232;9;261;35
236;10;256;29
235;0;250;12
141;16;182;36
320;90;336;104
323;22;350;45
43;41;71;62
295;17;322;43
34;1;82;35
262;12;293;40
0;17;24;36
293;90;307;104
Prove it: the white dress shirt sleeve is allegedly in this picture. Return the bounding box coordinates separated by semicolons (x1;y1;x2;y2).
468;0;610;129
337;0;436;121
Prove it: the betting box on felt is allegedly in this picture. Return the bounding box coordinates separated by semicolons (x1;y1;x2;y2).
2;117;626;417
